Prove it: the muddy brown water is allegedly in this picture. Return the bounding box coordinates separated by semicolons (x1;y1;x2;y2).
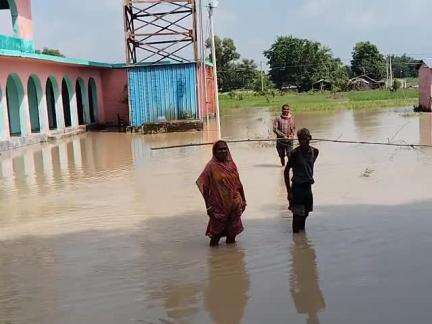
1;107;432;323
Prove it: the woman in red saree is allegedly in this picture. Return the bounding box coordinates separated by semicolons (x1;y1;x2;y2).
197;141;247;246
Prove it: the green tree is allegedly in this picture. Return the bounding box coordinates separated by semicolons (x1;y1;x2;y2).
220;59;259;91
391;54;419;78
351;41;385;80
264;36;348;92
207;36;241;91
392;79;402;91
253;73;274;93
329;58;350;91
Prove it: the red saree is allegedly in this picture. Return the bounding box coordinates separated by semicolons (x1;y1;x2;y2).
196;147;245;238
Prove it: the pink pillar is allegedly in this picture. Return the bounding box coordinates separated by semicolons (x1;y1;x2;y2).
418;65;432;112
15;0;34;41
0;80;10;140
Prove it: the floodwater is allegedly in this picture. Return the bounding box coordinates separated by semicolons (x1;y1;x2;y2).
1;107;432;323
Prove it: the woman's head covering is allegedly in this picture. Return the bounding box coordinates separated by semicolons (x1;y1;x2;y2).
197;140;238;196
212;140;233;162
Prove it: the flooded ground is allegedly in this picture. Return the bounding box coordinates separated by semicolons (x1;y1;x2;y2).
1;107;432;323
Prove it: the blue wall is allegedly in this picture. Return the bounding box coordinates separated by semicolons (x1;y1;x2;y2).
128;63;198;126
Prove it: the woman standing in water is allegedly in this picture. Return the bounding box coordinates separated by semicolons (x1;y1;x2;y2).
197;141;247;246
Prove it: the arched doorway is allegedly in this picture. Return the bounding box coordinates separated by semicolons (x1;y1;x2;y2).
6;74;24;136
27;75;42;133
75;79;85;125
62;78;72;127
88;78;98;123
46;77;58;130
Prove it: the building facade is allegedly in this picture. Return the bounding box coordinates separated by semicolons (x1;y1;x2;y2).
0;0;129;150
0;0;216;151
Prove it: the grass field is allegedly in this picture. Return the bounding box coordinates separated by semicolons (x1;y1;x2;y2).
220;89;419;111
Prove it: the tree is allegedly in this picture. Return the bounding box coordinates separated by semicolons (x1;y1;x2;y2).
207;36;241;91
36;48;65;57
220;59;259;91
351;41;385;80
390;54;419;78
264;36;348;92
253;73;274;93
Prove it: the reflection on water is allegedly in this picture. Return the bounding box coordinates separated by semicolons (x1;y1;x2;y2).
0;135;135;198
290;234;325;324
419;113;432;145
2;107;432;323
204;247;249;324
159;283;200;323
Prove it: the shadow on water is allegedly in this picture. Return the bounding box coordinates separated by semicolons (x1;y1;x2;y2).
204;246;249;324
290;234;326;324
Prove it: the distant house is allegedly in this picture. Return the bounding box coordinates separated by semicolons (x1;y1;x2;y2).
280;84;298;92
348;75;385;90
312;79;332;91
417;59;432;111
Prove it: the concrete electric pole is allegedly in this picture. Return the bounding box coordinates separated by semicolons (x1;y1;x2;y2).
208;0;221;139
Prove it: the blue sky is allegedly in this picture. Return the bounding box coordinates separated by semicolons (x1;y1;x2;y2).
1;0;431;64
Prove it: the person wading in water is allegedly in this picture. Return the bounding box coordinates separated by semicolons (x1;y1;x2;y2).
284;129;319;233
197;141;247;246
273;104;296;166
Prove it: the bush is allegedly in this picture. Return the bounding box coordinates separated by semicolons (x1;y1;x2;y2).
392;79;402;91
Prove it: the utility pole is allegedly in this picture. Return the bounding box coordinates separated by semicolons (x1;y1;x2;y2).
260;61;265;93
389;55;393;88
208;0;221;139
385;55;389;89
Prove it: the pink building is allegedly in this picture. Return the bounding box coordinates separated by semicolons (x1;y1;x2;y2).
418;59;432;112
0;0;128;150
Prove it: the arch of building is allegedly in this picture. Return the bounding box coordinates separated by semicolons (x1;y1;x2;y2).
0;53;130;145
6;74;26;137
46;76;59;130
61;76;74;128
75;77;89;125
88;77;98;123
27;74;43;133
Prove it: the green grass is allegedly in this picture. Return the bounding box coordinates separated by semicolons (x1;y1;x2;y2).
220;89;419;111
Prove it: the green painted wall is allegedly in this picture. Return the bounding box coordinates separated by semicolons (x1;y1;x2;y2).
28;79;40;132
46;80;57;130
6;78;21;136
89;79;98;123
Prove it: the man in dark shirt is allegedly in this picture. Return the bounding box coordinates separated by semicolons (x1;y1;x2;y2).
284;128;319;233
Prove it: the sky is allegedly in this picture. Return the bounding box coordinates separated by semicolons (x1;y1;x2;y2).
0;0;431;65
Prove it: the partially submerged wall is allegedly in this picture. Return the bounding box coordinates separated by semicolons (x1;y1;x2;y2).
100;68;129;126
418;65;431;112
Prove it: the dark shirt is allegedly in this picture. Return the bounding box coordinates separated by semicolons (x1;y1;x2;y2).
288;146;319;185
